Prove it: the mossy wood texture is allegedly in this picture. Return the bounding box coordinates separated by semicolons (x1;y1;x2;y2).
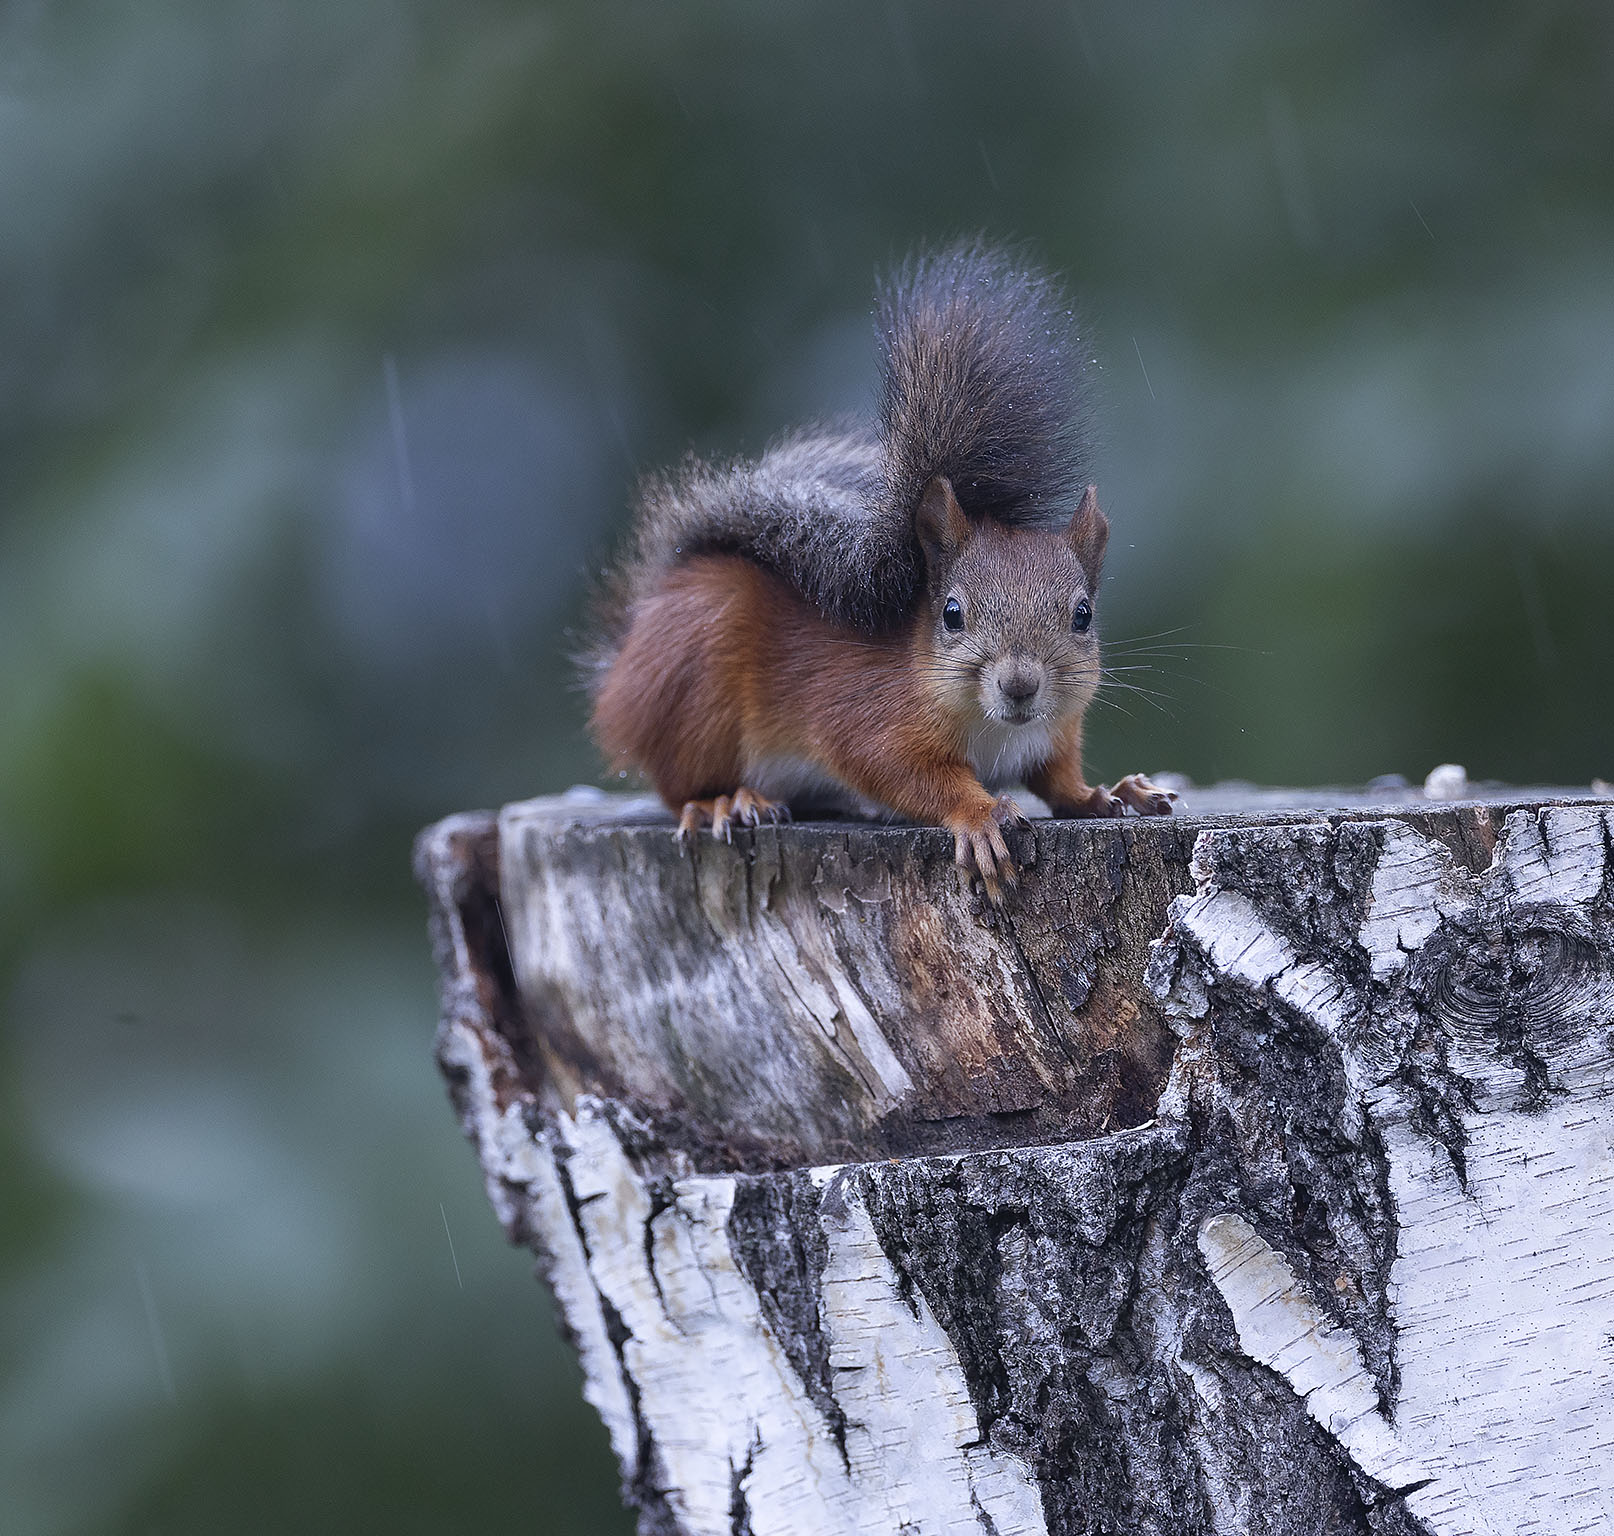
418;787;1614;1536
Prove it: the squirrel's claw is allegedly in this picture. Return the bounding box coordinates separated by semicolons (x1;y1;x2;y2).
1110;773;1177;817
730;786;791;829
709;794;736;842
994;793;1031;833
676;788;790;846
676;800;706;843
951;794;1026;906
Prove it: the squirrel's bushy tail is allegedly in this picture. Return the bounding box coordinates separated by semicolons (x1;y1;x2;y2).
877;239;1091;530
583;242;1093;677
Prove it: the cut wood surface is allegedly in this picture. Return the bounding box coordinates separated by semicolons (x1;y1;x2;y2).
417;782;1614;1536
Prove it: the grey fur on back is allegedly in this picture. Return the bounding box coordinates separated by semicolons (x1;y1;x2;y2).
585;241;1092;672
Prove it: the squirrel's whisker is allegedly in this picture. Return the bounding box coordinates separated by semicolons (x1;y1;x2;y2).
1110;624;1197;644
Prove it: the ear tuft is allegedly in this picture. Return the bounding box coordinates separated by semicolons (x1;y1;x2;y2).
915;476;971;568
1066;485;1109;584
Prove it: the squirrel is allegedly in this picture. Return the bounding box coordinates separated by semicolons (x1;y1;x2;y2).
584;241;1175;902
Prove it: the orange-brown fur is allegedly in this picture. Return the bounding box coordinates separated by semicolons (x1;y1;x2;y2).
590;478;1172;900
593;555;998;823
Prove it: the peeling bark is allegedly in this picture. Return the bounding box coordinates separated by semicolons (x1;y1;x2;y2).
417;785;1614;1535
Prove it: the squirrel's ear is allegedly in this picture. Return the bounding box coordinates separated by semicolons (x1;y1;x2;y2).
916;476;971;568
1066;485;1109;584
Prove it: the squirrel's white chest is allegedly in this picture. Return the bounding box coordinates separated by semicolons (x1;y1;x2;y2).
967;718;1055;790
743;719;1053;818
743;755;888;818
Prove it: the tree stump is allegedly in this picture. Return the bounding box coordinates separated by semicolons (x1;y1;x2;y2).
416;782;1614;1536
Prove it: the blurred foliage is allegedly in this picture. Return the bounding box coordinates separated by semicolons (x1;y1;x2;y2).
1;2;1610;1532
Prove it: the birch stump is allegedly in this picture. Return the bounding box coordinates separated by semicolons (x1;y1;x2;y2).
416;782;1614;1536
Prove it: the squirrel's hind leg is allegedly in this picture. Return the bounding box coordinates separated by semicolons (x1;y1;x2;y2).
676;787;790;844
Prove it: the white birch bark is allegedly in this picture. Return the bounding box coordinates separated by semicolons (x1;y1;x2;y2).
418;786;1614;1536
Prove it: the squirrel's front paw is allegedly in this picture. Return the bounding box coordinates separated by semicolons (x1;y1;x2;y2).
1110;773;1177;817
1050;775;1177;819
949;794;1028;905
1049;784;1127;819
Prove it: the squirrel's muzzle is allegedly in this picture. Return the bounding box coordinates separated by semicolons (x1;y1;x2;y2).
993;660;1046;713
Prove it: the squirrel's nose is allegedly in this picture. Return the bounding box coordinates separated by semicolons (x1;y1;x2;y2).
998;666;1042;704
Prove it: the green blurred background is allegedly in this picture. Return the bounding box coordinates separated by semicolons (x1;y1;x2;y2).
2;3;1610;1532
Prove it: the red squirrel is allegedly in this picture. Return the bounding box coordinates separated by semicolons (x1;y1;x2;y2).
586;242;1174;901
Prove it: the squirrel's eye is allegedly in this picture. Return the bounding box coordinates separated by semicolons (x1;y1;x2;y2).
942;597;964;632
1072;599;1093;633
